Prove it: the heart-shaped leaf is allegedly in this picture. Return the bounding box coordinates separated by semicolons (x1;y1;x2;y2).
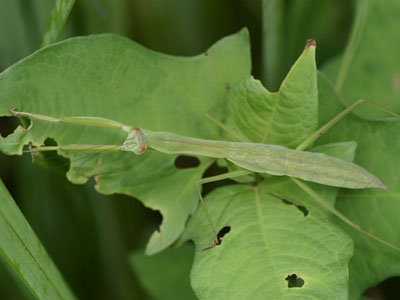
182;177;353;300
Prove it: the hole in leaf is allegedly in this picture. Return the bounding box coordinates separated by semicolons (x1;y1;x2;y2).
281;199;309;216
216;226;231;245
285;274;304;288
18;115;32;130
151;209;163;231
174;155;200;169
29;138;70;176
269;193;309;216
0;116;19;138
203;226;232;250
201;160;232;195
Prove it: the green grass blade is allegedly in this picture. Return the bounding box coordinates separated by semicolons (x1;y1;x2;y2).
40;0;76;47
0;179;76;300
334;0;369;93
261;0;284;91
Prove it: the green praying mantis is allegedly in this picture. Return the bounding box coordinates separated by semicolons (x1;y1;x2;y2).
10;98;400;252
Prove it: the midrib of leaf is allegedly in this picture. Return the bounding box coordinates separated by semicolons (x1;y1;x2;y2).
254;187;285;300
260;94;281;144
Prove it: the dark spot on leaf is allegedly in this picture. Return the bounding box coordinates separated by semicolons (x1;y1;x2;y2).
269;193;309;216
225;82;231;91
174;155;200;169
285;274;304;288
204;52;209;56
0;116;19;138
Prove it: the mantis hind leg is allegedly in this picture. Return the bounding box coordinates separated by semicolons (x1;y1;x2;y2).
296;99;400;151
195;170;252;251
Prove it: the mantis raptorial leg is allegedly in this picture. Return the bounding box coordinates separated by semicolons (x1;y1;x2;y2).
10;101;400;252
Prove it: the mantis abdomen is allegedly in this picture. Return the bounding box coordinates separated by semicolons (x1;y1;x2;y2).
227;143;385;189
145;131;385;190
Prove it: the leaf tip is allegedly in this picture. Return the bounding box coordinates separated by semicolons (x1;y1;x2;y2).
305;39;316;49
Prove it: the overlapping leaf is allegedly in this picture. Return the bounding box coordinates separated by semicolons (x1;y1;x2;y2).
223;42;317;148
0;29;251;254
182;176;353;300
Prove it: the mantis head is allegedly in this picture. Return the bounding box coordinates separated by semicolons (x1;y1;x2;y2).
121;127;147;155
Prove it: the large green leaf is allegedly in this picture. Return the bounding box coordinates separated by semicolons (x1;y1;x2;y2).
0;178;76;300
0;29;251;254
323;0;400;119
317;73;400;299
182;175;353;300
224;42;317;148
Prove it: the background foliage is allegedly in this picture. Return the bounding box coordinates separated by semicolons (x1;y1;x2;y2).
0;0;399;299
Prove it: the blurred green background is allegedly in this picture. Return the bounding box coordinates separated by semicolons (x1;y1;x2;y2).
0;0;398;299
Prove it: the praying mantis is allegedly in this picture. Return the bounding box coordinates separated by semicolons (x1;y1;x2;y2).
10;97;400;253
